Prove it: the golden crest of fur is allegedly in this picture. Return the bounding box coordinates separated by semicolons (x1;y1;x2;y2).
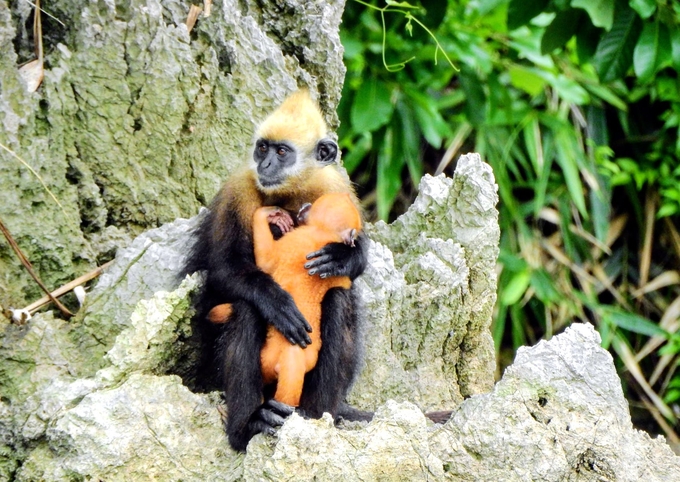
256;90;328;154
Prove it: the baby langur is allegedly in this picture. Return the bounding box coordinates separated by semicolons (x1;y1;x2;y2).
208;192;362;406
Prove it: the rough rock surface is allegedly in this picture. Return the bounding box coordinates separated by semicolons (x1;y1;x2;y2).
245;324;680;481
351;153;498;410
1;159;499;479
3;157;678;479
0;0;346;308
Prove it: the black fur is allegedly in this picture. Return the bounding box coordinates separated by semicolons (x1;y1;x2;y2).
182;185;369;452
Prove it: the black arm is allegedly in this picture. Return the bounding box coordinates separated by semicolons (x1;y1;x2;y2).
191;205;312;347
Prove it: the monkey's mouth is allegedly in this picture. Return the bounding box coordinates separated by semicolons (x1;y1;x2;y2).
258;177;285;189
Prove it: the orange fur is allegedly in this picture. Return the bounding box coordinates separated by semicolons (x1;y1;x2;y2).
208;193;362;406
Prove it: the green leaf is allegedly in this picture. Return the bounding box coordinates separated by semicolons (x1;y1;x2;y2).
342;132;372;175
582;83;628;111
509;66;547;96
510;304;528;349
524;116;554;217
571;0;614;30
476;0;509;17
340;31;364;60
376;127;402;220
586;104;611;243
575;15;600;63
554;128;588;217
507;0;550;30
530;269;561;302
602;307;669;338
523;115;541;172
459;68;487;127
672;27;680;72
593;5;641;82
498;251;529;272
493;303;507;353
657;203;678;218
350;79;394;133
421;0;448;30
541;8;583;54
590;177;612;243
395;98;422;187
633;21;660;83
501;268;531;305
664;389;680;405
656;22;673;70
540;72;590;104
404;88;451;147
628;0;656;19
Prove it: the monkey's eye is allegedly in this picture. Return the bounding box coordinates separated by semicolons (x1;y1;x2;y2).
258;144;267;153
277;147;287;156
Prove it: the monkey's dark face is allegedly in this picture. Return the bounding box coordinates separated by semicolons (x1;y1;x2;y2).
253;139;299;188
253;138;339;191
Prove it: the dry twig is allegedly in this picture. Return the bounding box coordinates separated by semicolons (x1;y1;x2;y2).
0;216;73;318
24;260;114;313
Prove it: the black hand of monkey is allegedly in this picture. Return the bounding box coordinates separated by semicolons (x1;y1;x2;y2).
259;288;312;347
305;235;366;280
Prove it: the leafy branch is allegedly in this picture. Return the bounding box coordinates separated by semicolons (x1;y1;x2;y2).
352;0;458;72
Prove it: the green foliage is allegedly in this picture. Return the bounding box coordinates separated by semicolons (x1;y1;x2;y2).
341;0;680;437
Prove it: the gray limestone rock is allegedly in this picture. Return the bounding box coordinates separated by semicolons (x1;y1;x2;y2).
1;157;500;479
71;214;203;367
350;153;498;412
243;324;680;481
18;374;239;482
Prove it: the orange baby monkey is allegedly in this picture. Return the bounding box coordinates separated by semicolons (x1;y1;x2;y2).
208;192;362;407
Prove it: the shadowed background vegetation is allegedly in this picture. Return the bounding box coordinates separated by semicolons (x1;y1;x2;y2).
339;0;680;445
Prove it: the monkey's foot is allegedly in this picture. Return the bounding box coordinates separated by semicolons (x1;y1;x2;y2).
250;399;295;436
425;410;453;424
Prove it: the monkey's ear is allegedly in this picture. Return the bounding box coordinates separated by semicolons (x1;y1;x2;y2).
315;139;338;165
341;228;358;247
297;203;312;225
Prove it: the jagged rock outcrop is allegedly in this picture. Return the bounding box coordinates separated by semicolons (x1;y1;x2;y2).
351;154;498;409
244;324;680;481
